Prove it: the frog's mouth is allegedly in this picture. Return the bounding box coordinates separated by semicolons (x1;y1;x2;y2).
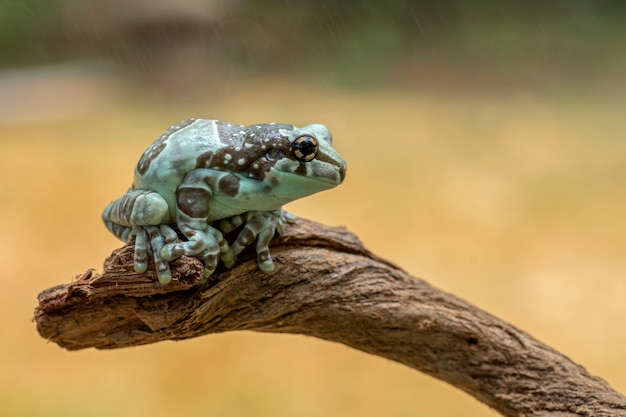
273;156;346;184
274;163;344;186
268;166;343;202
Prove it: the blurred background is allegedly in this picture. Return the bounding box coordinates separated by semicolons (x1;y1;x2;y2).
1;1;625;416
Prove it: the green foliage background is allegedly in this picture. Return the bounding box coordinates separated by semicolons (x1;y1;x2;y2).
2;0;626;87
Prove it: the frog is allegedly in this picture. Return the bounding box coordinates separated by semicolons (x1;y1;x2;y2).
102;118;347;284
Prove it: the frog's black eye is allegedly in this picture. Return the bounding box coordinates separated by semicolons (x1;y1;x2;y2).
291;135;318;162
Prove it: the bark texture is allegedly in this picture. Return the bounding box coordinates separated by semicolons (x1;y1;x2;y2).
34;219;626;417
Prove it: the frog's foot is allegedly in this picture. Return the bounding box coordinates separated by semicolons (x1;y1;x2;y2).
230;210;285;274
133;224;178;284
218;209;296;235
160;225;234;279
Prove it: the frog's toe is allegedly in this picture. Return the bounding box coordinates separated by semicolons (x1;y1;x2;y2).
282;210;298;224
231;227;256;256
156;264;172;285
160;243;181;261
276;211;297;235
145;226;172;284
256;245;276;274
258;258;275;274
197;246;220;280
160;237;206;261
213;229;235;268
134;260;148;274
221;248;236;268
202;266;215;280
159;224;179;243
217;215;244;234
200;248;219;274
133;227;150;273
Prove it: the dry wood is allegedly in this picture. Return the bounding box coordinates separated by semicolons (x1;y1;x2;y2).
34;219;626;416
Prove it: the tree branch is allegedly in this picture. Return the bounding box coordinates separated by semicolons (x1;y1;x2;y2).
34;219;626;417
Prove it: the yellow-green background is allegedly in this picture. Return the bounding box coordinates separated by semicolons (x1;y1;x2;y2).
1;2;625;416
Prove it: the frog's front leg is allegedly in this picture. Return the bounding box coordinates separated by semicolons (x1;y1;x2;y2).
218;210;297;236
160;169;235;279
224;209;293;274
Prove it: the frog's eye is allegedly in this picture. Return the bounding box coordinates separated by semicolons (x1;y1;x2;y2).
291;135;318;162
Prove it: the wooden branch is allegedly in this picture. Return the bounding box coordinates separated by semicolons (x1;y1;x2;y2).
34;219;626;417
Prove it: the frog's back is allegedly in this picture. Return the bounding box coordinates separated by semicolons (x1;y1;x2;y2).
133;119;243;198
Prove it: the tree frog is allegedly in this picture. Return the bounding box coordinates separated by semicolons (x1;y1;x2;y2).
103;118;347;284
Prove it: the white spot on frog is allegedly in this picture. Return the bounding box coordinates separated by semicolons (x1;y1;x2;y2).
237;158;246;166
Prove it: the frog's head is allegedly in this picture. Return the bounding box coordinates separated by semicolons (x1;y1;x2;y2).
265;123;347;202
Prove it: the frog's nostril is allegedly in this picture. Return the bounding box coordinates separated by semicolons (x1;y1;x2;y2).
339;164;347;182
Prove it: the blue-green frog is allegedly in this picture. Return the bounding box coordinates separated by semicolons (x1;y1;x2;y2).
102;119;347;284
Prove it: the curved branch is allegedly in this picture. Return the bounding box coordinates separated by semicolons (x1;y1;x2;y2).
34;219;626;417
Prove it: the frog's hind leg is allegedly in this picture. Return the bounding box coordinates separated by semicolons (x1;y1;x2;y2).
102;189;171;238
102;189;176;283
